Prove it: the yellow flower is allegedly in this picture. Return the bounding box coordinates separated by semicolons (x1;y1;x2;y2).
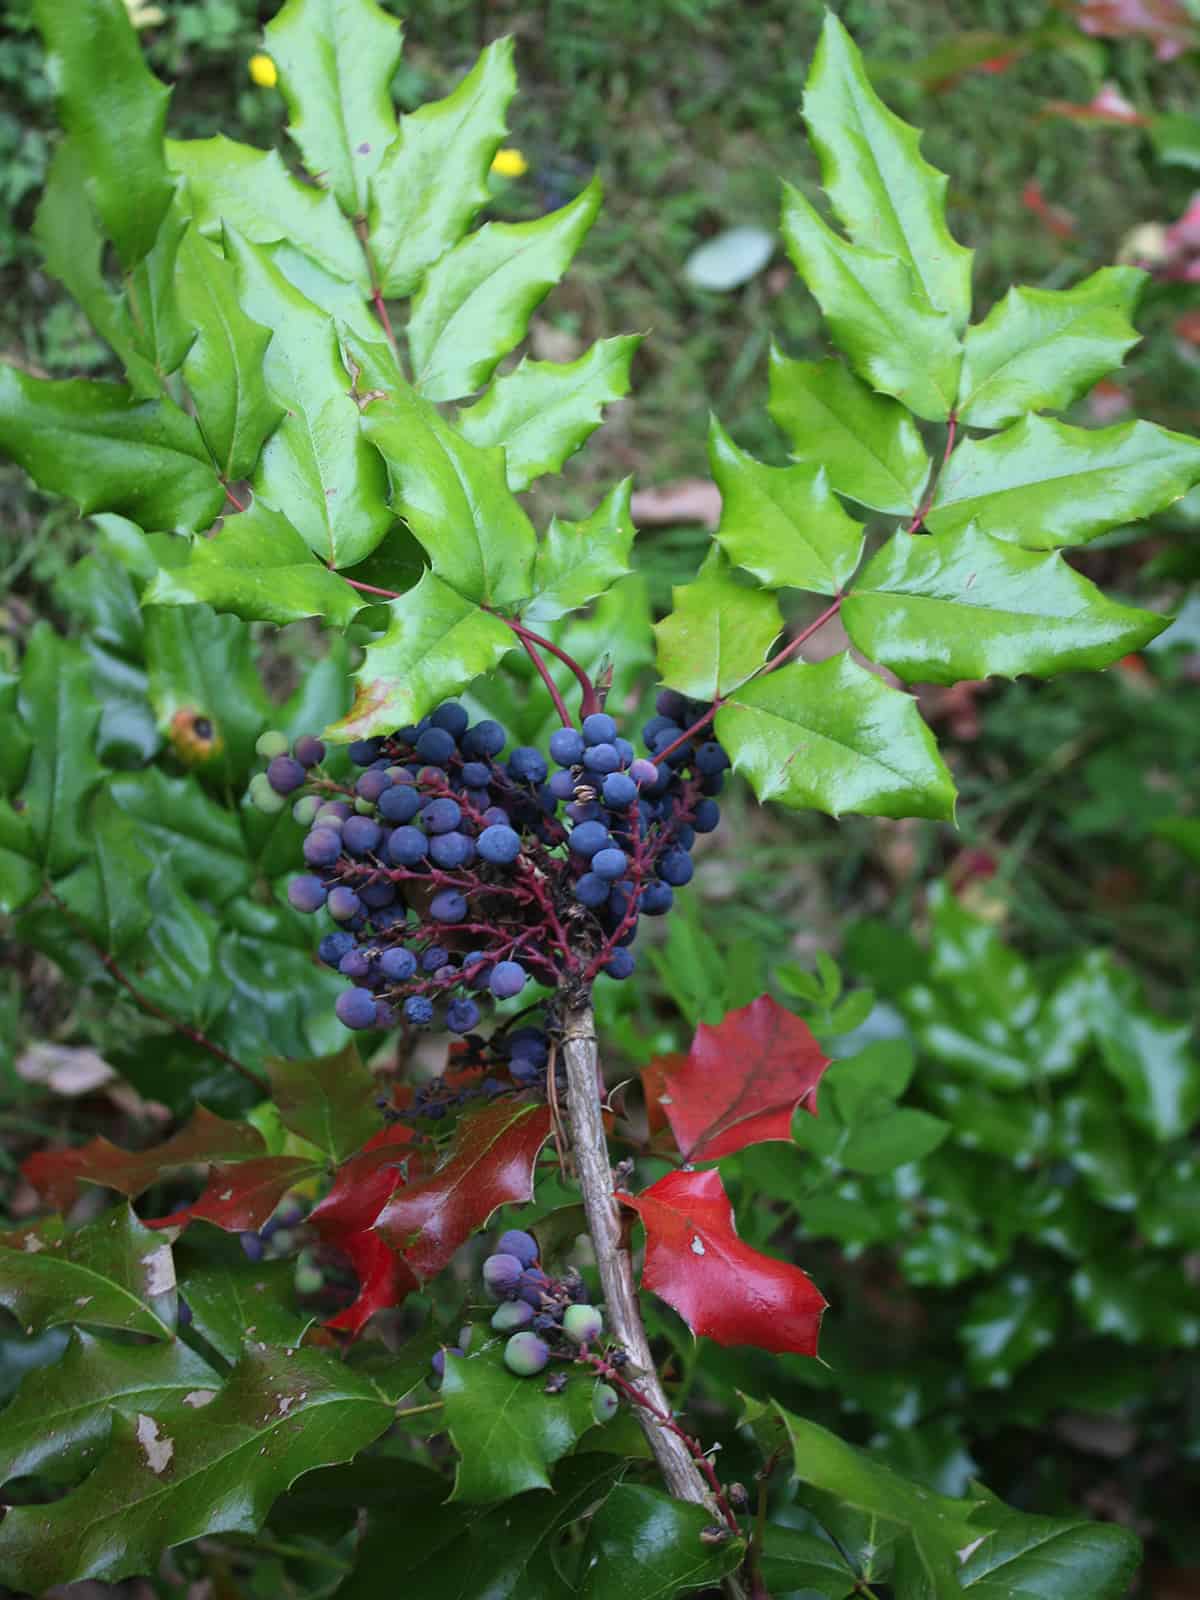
248;53;278;88
491;147;529;179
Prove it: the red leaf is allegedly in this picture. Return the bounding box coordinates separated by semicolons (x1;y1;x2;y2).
376;1100;552;1282
1042;84;1149;125
148;1155;322;1233
618;1167;826;1356
656;995;829;1162
640;1054;683;1140
1021;179;1078;240
324;1229;420;1335
22;1106;265;1212
1076;0;1197;61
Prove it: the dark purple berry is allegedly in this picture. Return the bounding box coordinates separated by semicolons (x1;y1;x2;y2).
446;998;480;1033
336;987;378;1029
342;816;382;856
582;712;617;745
430;701;469;737
478;824;522;864
549;727;586;766
490;961;527;999
497;1229;539;1267
483;1252;524;1298
568;820;610;858
431;889;469;923
461;719;506;758
287;874;327;913
267;755;306;794
294;734;326;767
328;886;362;922
403;995;434;1027
379;946;417;982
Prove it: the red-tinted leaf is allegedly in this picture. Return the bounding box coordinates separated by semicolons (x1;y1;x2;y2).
1021;179;1077;240
376;1100;552;1282
148;1156;322;1233
22;1107;265;1213
309;1124;418;1241
618;1167;826;1356
324;1228;420;1335
656;995;829;1162
1042;84;1149;125
640;1054;683;1140
1076;0;1197;61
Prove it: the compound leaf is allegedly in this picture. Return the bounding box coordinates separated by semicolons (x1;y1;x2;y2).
441;1351;597;1502
804;14;973;329
710;416;865;595
409;178;603;402
654;547;783;700
618;1167;826;1355
327;569;514;742
781;183;961;422
715;652;956;821
842;523;1166;684
266;0;403;215
369;38;517;298
33;0;172;267
958;268;1144;429
768;350;929;516
524;479;636;624
458;334;641;490
927;414;1200;548
580;1483;745;1600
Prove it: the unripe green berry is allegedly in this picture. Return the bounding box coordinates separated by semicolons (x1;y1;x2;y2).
492;1300;534;1333
504;1331;550;1377
563;1303;603;1345
249;772;287;814
292;794;321;825
255;729;290;760
592;1382;619;1423
354;796;376;815
294;1262;323;1294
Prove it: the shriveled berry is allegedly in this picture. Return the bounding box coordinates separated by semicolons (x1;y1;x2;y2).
504;1331;550;1377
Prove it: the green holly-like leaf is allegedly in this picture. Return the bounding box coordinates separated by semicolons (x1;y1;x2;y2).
143;602;271;786
33;0;172;268
927;414;1200;548
524;479;637;624
408;179;603;402
959;1271;1063;1389
0;1206;176;1341
1070;1259;1200;1348
0;1345;395;1589
441;1350;599;1503
265;0;403;215
767;350;930;516
369;38;517;298
174;1236;308;1364
327;569;514;742
803;14;973;330
1089;956;1200;1143
127;197;193;385
580;1483;746;1599
32;140;159;396
839;1108;950;1176
759;1527;857;1599
55;791;155;956
266;1041;379;1165
107;767;252;905
0;1329;219;1487
781;184;961;423
0;367;222;532
351;337;537;605
223;229;391;568
709;417;865;596
167;136;367;288
145;500;365;628
958;267;1144;431
174;227;283;482
458;335;642;491
715;652;956;821
842;523;1166;685
960;1494;1141;1598
654;547;783;700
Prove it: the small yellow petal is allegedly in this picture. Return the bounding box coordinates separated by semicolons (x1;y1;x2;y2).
490;147;529;179
248;53;278;88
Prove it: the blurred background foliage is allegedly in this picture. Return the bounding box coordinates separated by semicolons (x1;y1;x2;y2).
1;0;1198;1592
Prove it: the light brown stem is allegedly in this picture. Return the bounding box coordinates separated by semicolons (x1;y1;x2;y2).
560;998;752;1600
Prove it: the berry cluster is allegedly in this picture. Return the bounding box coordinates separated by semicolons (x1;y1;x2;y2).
252;693;727;1038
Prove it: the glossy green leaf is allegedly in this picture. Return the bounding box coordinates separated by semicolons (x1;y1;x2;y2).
0;1330;218;1487
1139;1154;1200;1249
767;350;929;515
34;0;172;266
107;768;252;905
328;569;513;742
1070;1259;1200;1348
766;1401;986;1599
758;1529;856;1597
224;230;391;567
143;602;270;786
176;1250;307;1364
31;140;157;395
709;417;865;596
409;178;603;401
715;652;956;821
580;1483;745;1599
843;523;1165;684
352;338;537;604
825;1040;916;1124
0;367;222;532
128;198;193;385
524;479;636;624
369;38;516;298
927;414;1200;548
458;335;641;491
174;227;282;482
167;136;367;288
0;1345;394;1589
441;1349;599;1502
14;627;106;879
926;1081;1051;1167
804;14;973;329
55;791;154;956
1089;959;1200;1142
958;268;1144;430
1056;1089;1145;1212
960;1495;1141;1598
145;500;365;628
960;1272;1063;1388
266;0;403;214
839;1108;949;1175
654;547;783;700
0;1206;176;1341
781;183;961;422
266;1041;378;1164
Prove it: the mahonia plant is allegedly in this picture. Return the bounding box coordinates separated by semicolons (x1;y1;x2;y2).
0;0;1182;1594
